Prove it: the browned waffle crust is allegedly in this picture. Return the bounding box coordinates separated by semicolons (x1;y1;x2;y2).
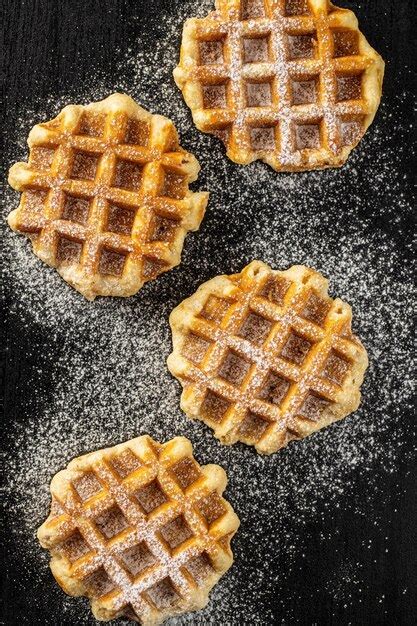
168;261;369;454
174;0;384;171
37;435;240;624
8;94;208;300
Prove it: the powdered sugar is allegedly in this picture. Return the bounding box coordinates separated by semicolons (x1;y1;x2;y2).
37;435;236;621
2;0;415;623
174;0;382;167
168;261;366;454
8;94;208;301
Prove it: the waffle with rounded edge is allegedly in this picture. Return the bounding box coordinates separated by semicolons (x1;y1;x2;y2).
167;260;368;454
37;435;239;625
7;93;209;300
174;0;384;171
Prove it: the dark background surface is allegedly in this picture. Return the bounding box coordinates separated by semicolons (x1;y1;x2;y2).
1;1;416;625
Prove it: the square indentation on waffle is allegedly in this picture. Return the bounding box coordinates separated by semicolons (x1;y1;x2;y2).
240;0;266;20
238;311;273;345
181;332;211;365
60;529;91;562
196;492;226;527
322;349;351;386
93;505;130;540
300;291;331;326
62;194;92;225
298;392;332;421
145;577;180;610
170;457;202;490
56;236;84;265
160;168;188;200
280;331;313;365
147;214;180;244
238;411;271;442
134;479;168;514
200;295;232;323
260;275;291;304
22;189;49;222
184;552;215;584
29;146;56;171
114;159;143;191
98;248;128;276
77;112;106;138
199;39;225;65
257;371;291;406
295;122;321;150
106;202;136;235
218;350;251;387
159;515;194;551
336;73;363;102
332;29;359;58
291;75;319;106
250;126;276;151
200;390;231;423
202;83;229;109
284;0;310;16
340;117;364;146
119;542;157;578
287;32;317;60
110;448;142;478
72;471;103;501
70;151;100;181
83;567;115;597
124;118;150;146
245;81;273;108
242;35;271;64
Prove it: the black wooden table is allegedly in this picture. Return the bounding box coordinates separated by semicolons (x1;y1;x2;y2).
2;1;416;624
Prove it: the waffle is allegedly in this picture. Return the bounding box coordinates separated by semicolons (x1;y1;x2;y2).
37;435;240;624
8;94;208;300
174;0;384;171
168;261;368;454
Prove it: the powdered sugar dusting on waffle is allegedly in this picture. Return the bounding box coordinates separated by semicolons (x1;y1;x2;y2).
173;0;384;170
8;95;208;300
2;0;415;623
168;262;368;453
38;436;238;622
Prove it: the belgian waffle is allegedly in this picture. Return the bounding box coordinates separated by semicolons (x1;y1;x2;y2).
8;94;208;300
174;0;384;171
168;261;368;454
37;435;239;624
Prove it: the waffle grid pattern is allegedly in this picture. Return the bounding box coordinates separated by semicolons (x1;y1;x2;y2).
168;261;368;454
37;436;239;625
174;0;384;170
8;94;208;299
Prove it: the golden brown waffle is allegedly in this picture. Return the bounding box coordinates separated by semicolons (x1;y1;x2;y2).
8;94;208;300
168;261;368;454
174;0;384;171
37;435;239;624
